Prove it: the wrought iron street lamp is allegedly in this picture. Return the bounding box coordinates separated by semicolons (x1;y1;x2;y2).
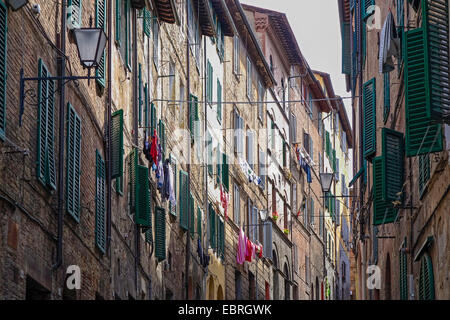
6;0;28;11
320;172;334;193
19;26;108;125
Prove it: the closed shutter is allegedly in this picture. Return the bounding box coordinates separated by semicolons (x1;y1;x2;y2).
383;72;390;123
129;149;138;214
136;165;150;227
68;0;82;29
373;226;378;264
217;79;222;122
341;22;351;74
382;128;404;202
404;0;446;156
259;149;266;189
252;206;258;241
209;204;216;250
373;157;398;225
150;103;157;133
363;78;376;160
143;8;151;37
399;239;408;300
0;0;6;139
111;110;124;179
197;208;202;239
189;193;195;238
419;254;435;300
218;218;224;259
95;150;106;253
144;84;149;128
95;0;106;87
115;0;121;43
37;59;56;190
189;94;198;140
263;221;273;260
217;148;222;184
179;170;189;230
66;103;82;222
207;131;213;175
158;119;166;157
222;153;229;191
155;206;166;261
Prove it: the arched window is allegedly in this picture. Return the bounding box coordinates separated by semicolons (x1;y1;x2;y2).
273;249;279;300
284;263;290;300
419;253;435;300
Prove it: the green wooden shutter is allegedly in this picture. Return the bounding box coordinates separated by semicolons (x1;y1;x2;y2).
206;61;211;103
341;22;351;75
216;149;222;184
419;253;435;300
115;0;121;44
158;119;166;157
136;165;150;227
399;239;408;300
150;102;156;133
189;94;196;140
179;170;188;230
189;193;195;238
144;84;149;128
363;78;376;160
404;0;445;157
197;207;202;239
68;0;82;29
115;176;123;195
383;72;390;123
66;103;82;222
373;157;398;225
209;204;216;250
381;128;404;202
418;153;430;197
37;59;56;190
95;150;106;253
217;79;222;122
111;110;124;179
0;0;6;140
155;206;166;261
143;8;151;37
129;148;138;214
218;218;224;259
222;153;229;191
95;0;106;87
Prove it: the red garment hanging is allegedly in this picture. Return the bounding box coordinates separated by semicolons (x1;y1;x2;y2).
150;129;159;167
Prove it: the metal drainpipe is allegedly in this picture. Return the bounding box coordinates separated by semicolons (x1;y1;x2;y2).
132;8;140;298
203;35;208;300
106;0;113;258
185;0;191;300
53;0;67;271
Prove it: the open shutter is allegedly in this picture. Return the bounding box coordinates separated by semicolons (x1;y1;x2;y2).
218;218;225;259
263;221;273;260
179;170;189;230
399;239;408;300
155;206;166;261
197;208;202;239
419;254;435;300
68;0;82;29
95;150;106;253
363;78;376;160
222;153;229;191
382;129;404;202
158;119;166;157
150;103;157;133
189;193;195;237
95;0;106;87
341;22;351;74
111;110;124;179
404;0;446;156
373;157;398;225
143;8;151;37
418;153;431;197
115;0;121;43
129;148;138;213
136;165;150;227
0;1;6;139
209;205;216;250
66;103;82;222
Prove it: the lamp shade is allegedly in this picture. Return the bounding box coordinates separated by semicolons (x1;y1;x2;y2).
320;172;334;193
259;210;268;222
6;0;28;11
73;27;107;69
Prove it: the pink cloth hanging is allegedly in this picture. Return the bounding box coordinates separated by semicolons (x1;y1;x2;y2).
236;228;246;265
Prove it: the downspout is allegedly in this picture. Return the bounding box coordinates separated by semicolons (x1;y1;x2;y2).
203;35;208;300
106;0;113;257
185;0;191;300
53;0;67;271
132;8;140;297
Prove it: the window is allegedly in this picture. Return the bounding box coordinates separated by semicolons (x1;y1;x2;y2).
138;64;143;125
37;59;56;190
246;198;253;238
246;57;252;100
0;0;6;140
179;170;189;230
257;81;264;121
187;0;201;66
246;130;255;169
66;103;82;222
258;148;266;189
118;0;132;69
235;271;242;300
169;60;175;100
95;150;106;253
233;184;240;226
233;36;240;75
373;157;397;225
234;110;244;156
383;72;390;123
206;60;213;104
292;183;297;213
318;112;322;136
249;272;256;300
217;79;222;122
290;113;297;143
283;201;288;230
271;181;277;214
155;206;166;261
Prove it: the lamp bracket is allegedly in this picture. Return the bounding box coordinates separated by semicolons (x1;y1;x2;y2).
19;68;101;126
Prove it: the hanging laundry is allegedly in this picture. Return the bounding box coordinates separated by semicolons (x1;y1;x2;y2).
168;164;176;207
150;129;159;167
143;131;152;162
220;184;229;221
379;11;400;74
238;157;262;186
245;238;253;262
197;238;204;266
157;160;164;190
162;159;170;200
236;228;246;265
299;154;312;183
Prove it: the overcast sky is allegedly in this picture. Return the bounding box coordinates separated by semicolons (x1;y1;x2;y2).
242;0;352;122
